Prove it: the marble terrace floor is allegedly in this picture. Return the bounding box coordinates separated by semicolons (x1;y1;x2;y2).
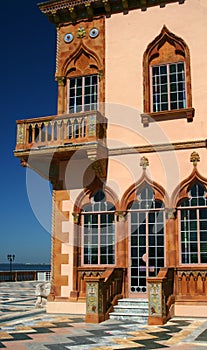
0;281;206;350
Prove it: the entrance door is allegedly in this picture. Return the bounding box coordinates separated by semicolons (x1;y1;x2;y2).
128;186;165;296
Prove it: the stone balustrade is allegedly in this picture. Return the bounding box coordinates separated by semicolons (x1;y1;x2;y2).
15;111;107;151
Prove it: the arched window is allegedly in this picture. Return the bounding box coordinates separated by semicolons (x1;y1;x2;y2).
128;186;165;294
142;26;194;126
178;183;207;264
81;190;116;265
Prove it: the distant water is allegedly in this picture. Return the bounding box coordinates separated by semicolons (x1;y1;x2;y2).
0;263;50;272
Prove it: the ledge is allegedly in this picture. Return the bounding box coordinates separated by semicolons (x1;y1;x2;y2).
141;108;195;127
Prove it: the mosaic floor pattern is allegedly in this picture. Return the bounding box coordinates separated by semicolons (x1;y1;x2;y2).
0;282;206;349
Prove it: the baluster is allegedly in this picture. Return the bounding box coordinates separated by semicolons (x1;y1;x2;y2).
51;121;55;141
71;119;74;139
62;120;67;139
57;120;62;140
45;122;48;142
32;124;35;143
86;115;89;138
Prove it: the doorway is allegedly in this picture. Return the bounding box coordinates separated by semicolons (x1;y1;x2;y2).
128;186;165;296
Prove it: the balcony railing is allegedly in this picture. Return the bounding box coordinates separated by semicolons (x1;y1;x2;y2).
15;111;107;151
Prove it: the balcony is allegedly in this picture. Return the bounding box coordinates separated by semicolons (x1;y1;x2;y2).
14;111;108;185
15;111;107;152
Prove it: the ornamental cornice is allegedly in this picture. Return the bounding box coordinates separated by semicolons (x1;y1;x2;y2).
38;0;185;24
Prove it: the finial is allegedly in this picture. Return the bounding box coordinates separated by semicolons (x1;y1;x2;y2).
190;151;200;166
140;156;149;170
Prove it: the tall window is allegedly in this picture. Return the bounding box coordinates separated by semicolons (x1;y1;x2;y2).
178;183;207;264
143;26;194;125
82;191;115;265
129;186;165;293
152;62;186;112
68;75;98;113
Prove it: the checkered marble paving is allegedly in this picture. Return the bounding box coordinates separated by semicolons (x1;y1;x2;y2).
0;282;39;314
0;282;207;349
0;316;207;350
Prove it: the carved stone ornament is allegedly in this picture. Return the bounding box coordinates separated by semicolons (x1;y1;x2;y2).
190;151;200;166
72;212;80;224
17;124;24;145
55;76;66;86
77;26;86;39
165;208;176;220
140;156;149;169
115;211;127;222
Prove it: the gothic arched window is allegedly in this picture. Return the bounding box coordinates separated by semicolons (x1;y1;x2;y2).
142;26;194;126
81;190;116;265
178;183;207;264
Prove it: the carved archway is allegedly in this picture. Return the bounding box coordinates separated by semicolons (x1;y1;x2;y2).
120;172;169;211
172;167;207;208
61;41;102;77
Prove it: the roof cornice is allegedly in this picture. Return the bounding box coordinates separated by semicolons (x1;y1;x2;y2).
38;0;185;25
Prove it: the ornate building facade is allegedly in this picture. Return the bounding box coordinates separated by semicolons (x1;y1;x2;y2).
15;0;207;324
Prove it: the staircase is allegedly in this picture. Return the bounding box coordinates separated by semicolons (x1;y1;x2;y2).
109;298;148;323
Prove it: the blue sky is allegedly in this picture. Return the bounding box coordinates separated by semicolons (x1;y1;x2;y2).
1;0;57;264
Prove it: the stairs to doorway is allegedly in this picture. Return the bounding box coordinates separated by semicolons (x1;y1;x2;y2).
109;298;148;323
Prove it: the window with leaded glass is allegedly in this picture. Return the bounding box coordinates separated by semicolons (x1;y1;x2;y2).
82;191;115;265
68;75;98;113
178;183;207;264
152;62;186;112
128;186;165;294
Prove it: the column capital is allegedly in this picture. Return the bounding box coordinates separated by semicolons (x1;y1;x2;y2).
115;211;127;222
72;212;80;224
55;76;66;86
165;208;177;219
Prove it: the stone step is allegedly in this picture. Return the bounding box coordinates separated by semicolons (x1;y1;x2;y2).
117;298;148;305
113;305;148;314
109;298;148;323
109;312;148;323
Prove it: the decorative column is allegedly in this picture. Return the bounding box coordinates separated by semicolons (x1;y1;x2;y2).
165;208;177;266
56;76;66;115
115;211;127;269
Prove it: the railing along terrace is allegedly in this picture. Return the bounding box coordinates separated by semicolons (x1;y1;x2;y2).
175;267;207;299
16;111;107;150
0;270;51;282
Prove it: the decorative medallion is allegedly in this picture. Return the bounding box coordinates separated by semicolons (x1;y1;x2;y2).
64;33;73;43
77;26;86;39
89;27;99;38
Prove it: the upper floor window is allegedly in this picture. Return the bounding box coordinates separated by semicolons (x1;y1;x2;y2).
178;183;207;264
152;62;186;112
142;26;194;126
68;75;98;113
